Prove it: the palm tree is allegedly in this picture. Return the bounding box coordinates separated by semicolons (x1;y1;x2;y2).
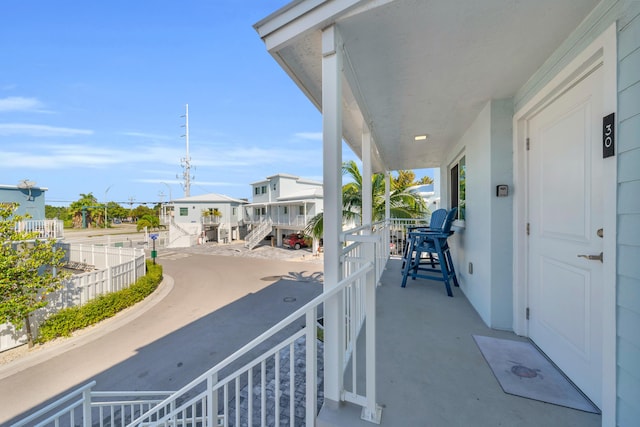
137;214;160;231
305;161;429;239
68;193;101;228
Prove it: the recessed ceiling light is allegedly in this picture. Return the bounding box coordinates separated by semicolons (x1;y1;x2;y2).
414;134;428;141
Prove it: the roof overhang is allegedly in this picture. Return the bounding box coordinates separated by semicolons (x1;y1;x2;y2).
255;0;600;172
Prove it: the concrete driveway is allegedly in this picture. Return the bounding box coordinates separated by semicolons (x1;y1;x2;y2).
0;252;323;425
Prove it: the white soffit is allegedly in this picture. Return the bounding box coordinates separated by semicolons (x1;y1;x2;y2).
257;0;600;171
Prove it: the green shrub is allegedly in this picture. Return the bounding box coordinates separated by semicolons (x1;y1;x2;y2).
36;260;163;344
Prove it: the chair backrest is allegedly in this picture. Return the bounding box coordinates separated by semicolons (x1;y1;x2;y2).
441;207;458;234
428;209;447;231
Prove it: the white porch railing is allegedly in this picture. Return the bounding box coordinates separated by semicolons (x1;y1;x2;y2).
10;381;173;427
15;219;64;240
246;214;313;228
338;221;387;422
13;222;389;427
387;218;429;257
127;261;373;426
202;216;222;225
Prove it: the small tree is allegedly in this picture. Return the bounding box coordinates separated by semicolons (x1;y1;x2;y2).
0;203;70;347
137;214;160;231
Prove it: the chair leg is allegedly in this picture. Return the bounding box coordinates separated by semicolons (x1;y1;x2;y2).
445;248;459;288
401;238;411;271
401;237;415;288
410;248;424;280
435;241;453;297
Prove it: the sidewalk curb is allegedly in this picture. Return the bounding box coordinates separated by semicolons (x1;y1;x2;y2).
0;274;175;381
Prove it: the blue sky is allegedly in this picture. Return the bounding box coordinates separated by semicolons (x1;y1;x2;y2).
1;1;433;208
0;1;341;206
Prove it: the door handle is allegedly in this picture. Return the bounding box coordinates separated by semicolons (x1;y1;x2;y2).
577;252;603;262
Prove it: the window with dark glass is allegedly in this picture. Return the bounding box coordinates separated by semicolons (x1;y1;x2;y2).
450;155;466;220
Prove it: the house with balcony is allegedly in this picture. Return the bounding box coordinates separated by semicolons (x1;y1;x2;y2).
14;1;640;426
244;173;323;249
250;1;640;425
168;193;248;248
1;183;63;240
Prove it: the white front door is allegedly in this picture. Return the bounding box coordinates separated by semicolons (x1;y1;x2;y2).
527;64;604;408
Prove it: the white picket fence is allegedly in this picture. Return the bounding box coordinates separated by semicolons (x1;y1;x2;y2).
0;245;146;353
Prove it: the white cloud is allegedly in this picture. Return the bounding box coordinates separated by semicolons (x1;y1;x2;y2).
0;137;323;174
294;132;322;141
0;123;93;136
134;178;244;187
134;178;182;184
0;145;123;169
119;131;172;140
193;145;322;168
0;96;48;113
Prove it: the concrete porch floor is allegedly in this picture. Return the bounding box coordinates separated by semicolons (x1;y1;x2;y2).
318;257;602;427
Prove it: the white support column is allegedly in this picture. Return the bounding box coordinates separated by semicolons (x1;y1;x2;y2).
362;125;373;227
385;172;391;221
322;24;345;406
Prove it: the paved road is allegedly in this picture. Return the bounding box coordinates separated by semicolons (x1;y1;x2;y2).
0;252;323;425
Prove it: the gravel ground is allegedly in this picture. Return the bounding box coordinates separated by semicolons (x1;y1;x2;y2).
165;240;324;264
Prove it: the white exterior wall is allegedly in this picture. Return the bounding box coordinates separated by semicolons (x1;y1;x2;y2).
443;99;514;330
252;181;270;203
489;99;514;329
278;176;297;197
615;5;640;425
174;203;201;223
173;201;244;225
444;102;492;326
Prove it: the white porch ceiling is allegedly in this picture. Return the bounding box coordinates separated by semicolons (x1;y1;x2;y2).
256;0;600;172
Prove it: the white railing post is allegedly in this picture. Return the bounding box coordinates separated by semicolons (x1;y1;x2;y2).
82;384;93;427
207;372;218;427
361;240;381;423
306;308;318;427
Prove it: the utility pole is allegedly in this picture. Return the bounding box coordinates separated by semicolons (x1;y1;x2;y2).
104;184;113;228
158;191;166;224
179;104;193;197
128;197;135;221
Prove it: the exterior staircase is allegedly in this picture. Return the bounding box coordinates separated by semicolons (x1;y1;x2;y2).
168;218;199;248
244;219;272;249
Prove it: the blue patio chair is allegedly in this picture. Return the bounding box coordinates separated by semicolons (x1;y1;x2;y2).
401;208;447;269
401;207;459;297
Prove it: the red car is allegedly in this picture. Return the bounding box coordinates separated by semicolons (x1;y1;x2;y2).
283;233;309;250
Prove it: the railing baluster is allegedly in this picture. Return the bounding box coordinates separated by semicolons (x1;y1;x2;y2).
223;382;229;427
261;359;266;426
289;342;294;424
305;309;317;427
207;373;217;427
248;367;253;427
235;377;240;427
275;348;280;427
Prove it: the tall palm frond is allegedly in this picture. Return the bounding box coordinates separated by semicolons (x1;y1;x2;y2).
305;161;430;239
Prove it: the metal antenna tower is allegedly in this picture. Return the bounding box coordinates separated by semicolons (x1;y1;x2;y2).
178;104;194;197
